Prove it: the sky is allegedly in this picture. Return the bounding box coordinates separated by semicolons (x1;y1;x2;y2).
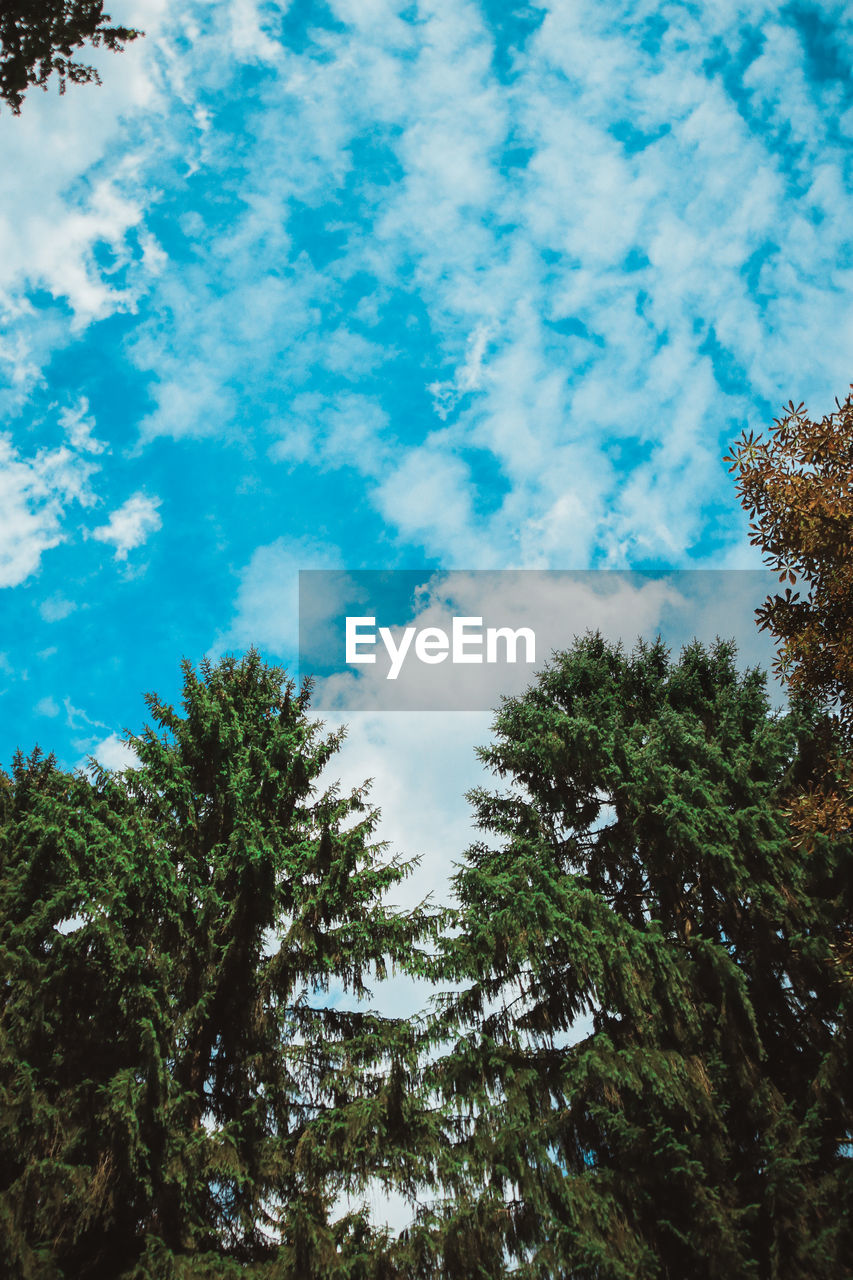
2;0;851;1234
0;0;851;906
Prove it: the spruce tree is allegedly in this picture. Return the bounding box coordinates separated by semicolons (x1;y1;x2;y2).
424;635;851;1279
0;747;173;1278
0;650;442;1278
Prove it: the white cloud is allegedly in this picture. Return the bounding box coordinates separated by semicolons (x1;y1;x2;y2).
270;393;393;475
0;431;98;588
428;321;493;419
39;594;77;622
90;492;162;560
0;0;172;400
1;0;850;574
374;447;478;561
59;398;106;454
63;696;107;731
217;535;344;662
90;732;139;773
2;1;841;569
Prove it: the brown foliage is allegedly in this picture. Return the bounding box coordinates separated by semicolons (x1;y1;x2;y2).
726;387;853;867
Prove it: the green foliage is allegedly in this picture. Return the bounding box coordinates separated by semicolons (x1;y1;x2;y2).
0;1;141;114
0;651;443;1278
426;635;852;1279
2;641;850;1277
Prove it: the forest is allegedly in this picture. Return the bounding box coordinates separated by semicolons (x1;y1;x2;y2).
1;393;851;1279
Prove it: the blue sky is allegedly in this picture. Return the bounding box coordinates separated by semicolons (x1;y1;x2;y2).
1;0;852;778
1;2;850;1231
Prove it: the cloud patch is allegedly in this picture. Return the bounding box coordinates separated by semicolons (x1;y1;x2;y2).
91;493;162;561
0;431;98;588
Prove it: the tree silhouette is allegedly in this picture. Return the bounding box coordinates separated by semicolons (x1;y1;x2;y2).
0;1;141;114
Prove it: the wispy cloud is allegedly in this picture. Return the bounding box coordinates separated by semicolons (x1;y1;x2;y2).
58;399;106;454
42;0;843;573
0;428;99;587
39;594;77;623
0;1;171;402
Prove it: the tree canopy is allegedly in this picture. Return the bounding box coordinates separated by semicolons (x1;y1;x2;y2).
0;651;443;1278
0;1;141;114
426;635;851;1278
726;390;853;841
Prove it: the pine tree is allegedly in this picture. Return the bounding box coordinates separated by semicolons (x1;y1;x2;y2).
424;635;851;1279
0;650;443;1278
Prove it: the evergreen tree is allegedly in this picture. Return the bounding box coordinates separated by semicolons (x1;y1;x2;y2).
424;635;851;1279
0;1;141;114
0;651;442;1278
0;747;172;1278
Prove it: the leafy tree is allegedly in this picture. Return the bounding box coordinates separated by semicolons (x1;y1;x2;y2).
726;386;853;1247
0;651;442;1278
426;635;851;1279
726;389;853;841
0;2;141;115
